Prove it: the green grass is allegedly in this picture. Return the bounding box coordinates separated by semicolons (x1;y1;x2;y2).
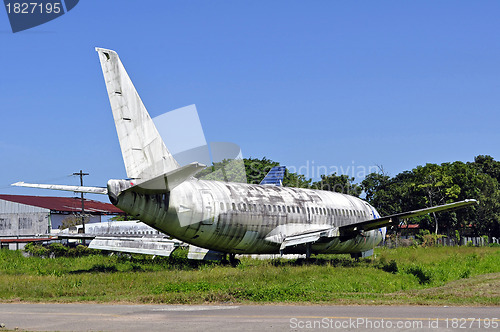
0;246;498;305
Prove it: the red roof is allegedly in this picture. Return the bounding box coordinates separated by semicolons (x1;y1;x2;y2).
0;194;124;214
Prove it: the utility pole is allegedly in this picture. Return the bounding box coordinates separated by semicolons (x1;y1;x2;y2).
73;170;89;237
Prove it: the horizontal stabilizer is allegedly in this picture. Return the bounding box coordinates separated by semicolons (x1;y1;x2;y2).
132;162;206;193
11;182;108;195
89;236;181;257
340;199;478;237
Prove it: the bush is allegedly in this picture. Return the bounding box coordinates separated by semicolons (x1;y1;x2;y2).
48;243;68;257
405;265;432;284
381;260;399;274
25;242;99;258
24;243;49;257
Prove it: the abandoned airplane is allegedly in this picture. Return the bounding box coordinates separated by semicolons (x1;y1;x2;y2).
13;48;477;262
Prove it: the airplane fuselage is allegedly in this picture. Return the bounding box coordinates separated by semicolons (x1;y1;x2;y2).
109;179;384;255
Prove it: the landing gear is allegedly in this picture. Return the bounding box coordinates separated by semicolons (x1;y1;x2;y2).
228;253;240;267
305;243;312;260
350;252;362;260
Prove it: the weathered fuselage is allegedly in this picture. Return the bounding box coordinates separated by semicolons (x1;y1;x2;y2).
108;178;384;255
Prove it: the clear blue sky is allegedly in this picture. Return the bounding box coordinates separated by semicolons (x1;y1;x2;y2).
1;1;499;202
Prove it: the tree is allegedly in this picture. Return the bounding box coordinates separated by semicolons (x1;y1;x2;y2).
244;157;279;184
312;173;362;197
473;155;500;183
412;163;460;234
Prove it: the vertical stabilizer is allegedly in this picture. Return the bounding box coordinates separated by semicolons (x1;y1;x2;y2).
96;47;179;182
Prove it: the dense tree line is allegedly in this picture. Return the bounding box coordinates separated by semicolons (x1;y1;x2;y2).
241;155;500;239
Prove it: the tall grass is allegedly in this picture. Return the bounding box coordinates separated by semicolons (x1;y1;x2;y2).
0;246;498;305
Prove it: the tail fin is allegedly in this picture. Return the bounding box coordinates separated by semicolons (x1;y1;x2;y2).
95;47;179;183
260;166;286;186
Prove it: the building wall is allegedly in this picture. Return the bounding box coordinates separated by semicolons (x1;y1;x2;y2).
0;199;51;235
50;214;101;230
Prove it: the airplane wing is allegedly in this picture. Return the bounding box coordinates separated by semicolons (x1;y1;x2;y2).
278;227;338;252
88;236;182;257
338;199;478;238
267;199;477;251
11;182;108;194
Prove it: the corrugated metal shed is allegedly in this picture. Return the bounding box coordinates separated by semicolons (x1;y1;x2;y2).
0;194;123;215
